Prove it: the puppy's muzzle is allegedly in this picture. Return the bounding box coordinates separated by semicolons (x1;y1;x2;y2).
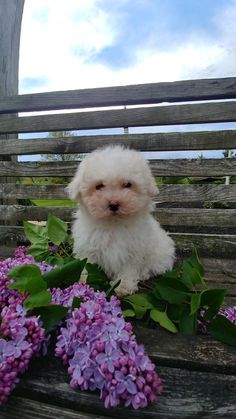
108;202;120;213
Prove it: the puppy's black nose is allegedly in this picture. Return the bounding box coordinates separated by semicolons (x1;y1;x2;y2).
109;203;120;212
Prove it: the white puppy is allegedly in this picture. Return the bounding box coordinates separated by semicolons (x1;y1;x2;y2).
68;146;175;296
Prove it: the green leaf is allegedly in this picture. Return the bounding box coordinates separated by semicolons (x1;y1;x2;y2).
154;278;189;304
191;293;202;315
167;304;185;322
24;221;47;243
106;280;121;298
123;293;155;309
86;263;110;291
150;309;178;333
72;297;83;308
180;261;195;289
122;300;148;320
201;289;227;321
122;309;136;318
179;305;197;334
32;305;68;333
45;255;64;266
47;213;68;245
26;239;49;262
43;258;87;289
161;266;182;281
208;315;236;348
8;265;47;294
24;289;52;309
188;247;204;278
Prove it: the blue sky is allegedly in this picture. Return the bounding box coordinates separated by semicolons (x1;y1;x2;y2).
19;0;236;92
18;0;236;161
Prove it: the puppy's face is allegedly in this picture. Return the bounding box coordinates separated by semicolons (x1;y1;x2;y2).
82;177;149;219
68;146;159;220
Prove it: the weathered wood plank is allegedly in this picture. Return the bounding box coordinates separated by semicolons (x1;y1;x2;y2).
0;396;107;419
1;130;236;155
13;355;236;418
156;208;236;227
173;232;236;257
0;226;235;257
1;205;236;228
1;102;236;134
157;184;236;203
0;0;24;98
0;158;236;177
0;0;24;212
0;183;68;200
1;183;235;202
201;257;236;276
134;324;236;374
1;77;236;114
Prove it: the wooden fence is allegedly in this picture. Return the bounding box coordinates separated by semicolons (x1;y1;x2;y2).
0;77;236;264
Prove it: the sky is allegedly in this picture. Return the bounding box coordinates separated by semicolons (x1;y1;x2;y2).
18;0;236;160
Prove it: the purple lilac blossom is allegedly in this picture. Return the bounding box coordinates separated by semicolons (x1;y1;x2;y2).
198;306;236;334
54;287;163;409
0;247;47;405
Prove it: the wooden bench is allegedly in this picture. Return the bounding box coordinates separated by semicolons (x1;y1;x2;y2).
0;78;236;417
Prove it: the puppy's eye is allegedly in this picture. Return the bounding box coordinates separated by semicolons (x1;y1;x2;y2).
123;181;132;188
96;183;105;190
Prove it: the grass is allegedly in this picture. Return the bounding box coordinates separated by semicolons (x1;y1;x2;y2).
32;200;77;207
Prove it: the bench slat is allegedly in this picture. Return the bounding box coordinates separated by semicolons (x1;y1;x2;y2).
0;158;236;177
1;130;236;155
0;397;103;419
13;353;236;418
1;183;235;202
1;205;236;228
1;77;236;114
1;226;235;257
0;102;236;134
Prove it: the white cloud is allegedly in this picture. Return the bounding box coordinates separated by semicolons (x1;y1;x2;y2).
19;0;236;93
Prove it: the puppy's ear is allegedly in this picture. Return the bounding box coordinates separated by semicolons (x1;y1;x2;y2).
66;161;85;201
67;177;81;201
144;162;159;197
148;176;159;197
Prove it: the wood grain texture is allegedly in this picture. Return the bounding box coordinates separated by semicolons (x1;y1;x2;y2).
0;226;235;257
1;130;236;155
1;183;235;202
12;354;236;418
1;205;236;228
1;102;236;134
173;232;236;257
0;158;236;177
0;397;107;419
134;323;236;374
1;77;236;114
0;0;24;97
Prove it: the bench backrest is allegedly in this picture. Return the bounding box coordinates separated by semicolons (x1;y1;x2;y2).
0;77;236;267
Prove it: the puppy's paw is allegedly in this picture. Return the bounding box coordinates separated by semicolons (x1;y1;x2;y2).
114;280;139;297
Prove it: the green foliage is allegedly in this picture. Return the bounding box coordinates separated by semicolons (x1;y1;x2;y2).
7;215;236;347
24;214;70;262
86;263;110;292
33;305;69;333
43;258;87;289
121;248;236;346
208;315;236;347
8;264;52;310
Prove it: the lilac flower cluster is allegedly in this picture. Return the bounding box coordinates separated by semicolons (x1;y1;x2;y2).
0;304;45;405
219;306;236;324
54;284;162;409
198;306;236;334
0;246;52;310
0;246;49;405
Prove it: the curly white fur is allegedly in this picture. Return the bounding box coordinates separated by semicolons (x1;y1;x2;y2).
68;146;175;296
